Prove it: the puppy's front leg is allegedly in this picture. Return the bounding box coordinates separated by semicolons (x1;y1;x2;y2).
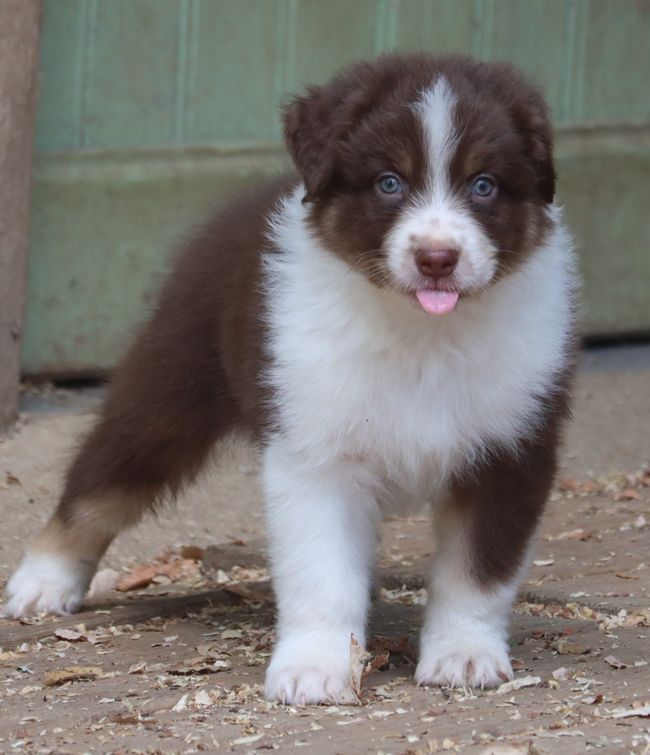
263;438;378;705
417;440;557;689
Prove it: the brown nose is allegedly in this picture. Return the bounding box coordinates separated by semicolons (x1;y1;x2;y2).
415;248;459;279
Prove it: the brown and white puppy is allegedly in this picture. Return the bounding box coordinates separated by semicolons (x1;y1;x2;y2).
5;54;576;705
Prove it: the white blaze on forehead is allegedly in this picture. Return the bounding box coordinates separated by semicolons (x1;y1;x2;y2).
416;76;459;198
386;76;498;295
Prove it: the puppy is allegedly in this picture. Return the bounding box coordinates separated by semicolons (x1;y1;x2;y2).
5;54;576;705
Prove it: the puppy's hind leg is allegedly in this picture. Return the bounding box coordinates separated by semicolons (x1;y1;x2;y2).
5;295;238;617
4;491;145;618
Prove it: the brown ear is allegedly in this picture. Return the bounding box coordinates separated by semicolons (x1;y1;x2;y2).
283;86;339;202
283;56;402;201
512;96;556;203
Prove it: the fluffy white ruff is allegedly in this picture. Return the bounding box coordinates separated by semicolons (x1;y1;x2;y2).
266;191;575;492
262;190;574;702
3;552;96;618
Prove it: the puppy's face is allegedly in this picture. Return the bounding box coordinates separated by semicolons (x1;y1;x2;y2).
284;55;556;315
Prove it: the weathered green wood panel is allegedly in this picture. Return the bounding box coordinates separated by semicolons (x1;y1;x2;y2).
23;0;650;375
581;0;650;122
290;0;379;87
35;0;86;150
557;126;650;334
390;0;474;54
82;0;182;147
23;148;287;374
479;0;572;121
185;0;287;143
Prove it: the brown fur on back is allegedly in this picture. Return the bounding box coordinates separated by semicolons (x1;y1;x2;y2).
59;177;294;516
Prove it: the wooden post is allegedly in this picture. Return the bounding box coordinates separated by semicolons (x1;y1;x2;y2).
0;0;41;428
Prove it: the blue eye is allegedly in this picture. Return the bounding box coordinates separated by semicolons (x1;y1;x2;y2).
378;173;402;195
471;175;497;199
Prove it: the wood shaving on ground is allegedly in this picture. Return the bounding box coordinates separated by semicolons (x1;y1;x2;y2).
44;665;103;686
495;676;542;694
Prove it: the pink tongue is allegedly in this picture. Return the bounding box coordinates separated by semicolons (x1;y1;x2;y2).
416;289;459;315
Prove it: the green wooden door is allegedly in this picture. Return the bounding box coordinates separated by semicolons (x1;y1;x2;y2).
23;0;650;376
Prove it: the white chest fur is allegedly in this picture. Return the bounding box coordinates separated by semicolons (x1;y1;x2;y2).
264;193;576;498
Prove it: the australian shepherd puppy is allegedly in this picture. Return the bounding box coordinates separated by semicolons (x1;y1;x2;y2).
5;54;576;704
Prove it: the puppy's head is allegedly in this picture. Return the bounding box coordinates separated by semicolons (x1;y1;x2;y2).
283;54;555;315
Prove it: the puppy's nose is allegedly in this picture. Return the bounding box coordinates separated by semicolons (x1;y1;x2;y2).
415;248;459;279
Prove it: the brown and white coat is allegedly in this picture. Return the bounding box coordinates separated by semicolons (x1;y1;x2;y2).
6;54;577;705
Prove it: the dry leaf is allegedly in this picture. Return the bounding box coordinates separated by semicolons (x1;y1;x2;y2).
623;608;650;627
169;656;231;675
611;705;650;719
232;734;264;746
53;628;86;642
558;478;601;496
552;638;590;655
496;675;542;694
111;713;141;725
193;689;213;708
221;583;269;603
116;558;199;591
380;586;427;605
45;666;103;686
615;488;641;501
615;571;639;580
20;685;42;695
603;655;627;669
349;634;372;703
368;634;413;658
172;693;188;712
546;528;583;541
116;563;160;591
546;528;599;543
180;544;205;561
558;478;581;493
363;652;390;679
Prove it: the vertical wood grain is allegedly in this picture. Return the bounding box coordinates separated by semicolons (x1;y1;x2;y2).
34;0;85;149
185;0;284;143
580;0;650;122
396;0;474;54
81;0;182;147
173;0;192;143
0;0;41;426
291;0;378;87
481;0;569;121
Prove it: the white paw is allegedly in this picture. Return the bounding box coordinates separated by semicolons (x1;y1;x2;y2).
3;553;96;618
265;636;356;705
416;639;513;689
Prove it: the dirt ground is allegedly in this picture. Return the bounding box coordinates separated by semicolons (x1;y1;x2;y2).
0;344;648;754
